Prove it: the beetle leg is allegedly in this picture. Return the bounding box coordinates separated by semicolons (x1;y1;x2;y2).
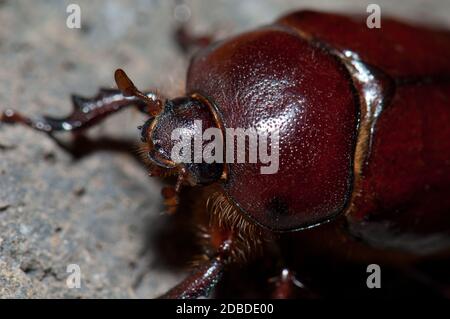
0;88;160;134
269;268;302;299
161;168;189;214
174;23;214;54
161;186;179;215
172;1;214;54
159;255;225;299
269;268;317;299
159;232;233;299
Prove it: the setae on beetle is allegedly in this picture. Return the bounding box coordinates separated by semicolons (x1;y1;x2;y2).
1;10;450;298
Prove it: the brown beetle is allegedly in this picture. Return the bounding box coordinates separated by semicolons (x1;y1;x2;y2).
2;10;450;298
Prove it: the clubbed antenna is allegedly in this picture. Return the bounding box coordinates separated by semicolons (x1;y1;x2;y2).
114;69;163;116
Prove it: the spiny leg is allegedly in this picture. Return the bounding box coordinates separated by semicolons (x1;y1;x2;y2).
269;268;308;299
159;191;267;299
174;23;214;54
159;233;232;299
1;89;142;133
173;1;214;54
1;70;164;134
1;70;169;178
269;234;317;299
161;167;189;214
159;256;225;299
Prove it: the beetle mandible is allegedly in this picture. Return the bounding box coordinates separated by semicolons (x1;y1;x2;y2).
1;10;450;298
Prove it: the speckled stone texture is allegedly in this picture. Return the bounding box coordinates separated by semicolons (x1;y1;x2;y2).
0;0;449;298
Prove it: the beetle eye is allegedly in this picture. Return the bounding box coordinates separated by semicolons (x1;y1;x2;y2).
139;118;153;142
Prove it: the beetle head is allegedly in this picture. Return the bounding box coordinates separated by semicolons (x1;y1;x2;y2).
114;69;224;186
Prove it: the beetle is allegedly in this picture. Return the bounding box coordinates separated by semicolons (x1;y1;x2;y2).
1;10;450;298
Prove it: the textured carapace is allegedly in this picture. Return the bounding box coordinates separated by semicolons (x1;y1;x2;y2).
128;11;450;242
187;26;359;231
2;9;450;299
276;11;450;251
182;10;450;246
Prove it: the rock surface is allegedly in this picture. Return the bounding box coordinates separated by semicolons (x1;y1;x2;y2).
0;0;449;298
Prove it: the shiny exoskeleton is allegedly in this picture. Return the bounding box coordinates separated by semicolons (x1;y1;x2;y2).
2;11;450;298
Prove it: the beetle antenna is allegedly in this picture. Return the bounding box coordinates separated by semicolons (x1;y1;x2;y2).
114;69;163;116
